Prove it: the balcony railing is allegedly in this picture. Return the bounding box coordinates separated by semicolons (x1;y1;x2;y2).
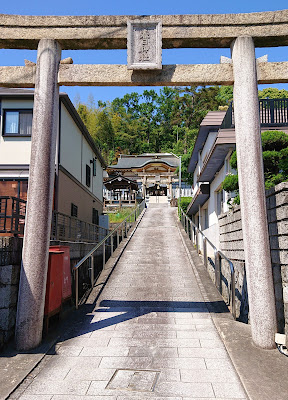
221;98;288;129
0;196;26;235
51;211;108;243
0;196;108;242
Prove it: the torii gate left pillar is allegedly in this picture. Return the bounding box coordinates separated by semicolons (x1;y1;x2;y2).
15;39;61;350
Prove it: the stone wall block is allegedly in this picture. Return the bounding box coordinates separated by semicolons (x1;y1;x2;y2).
271;250;288;265
0;285;18;308
219;220;243;234
0;264;21;285
220;230;243;242
281;265;288;283
221;239;244;251
269;236;288;251
0;237;23;266
0;308;16;331
266;191;288;210
219;209;242;226
272;264;283;285
283;284;288;304
268;220;288;236
274;282;284;302
267;205;288;223
221;249;245;261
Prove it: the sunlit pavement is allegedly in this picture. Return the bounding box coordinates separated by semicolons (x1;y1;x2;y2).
13;204;247;400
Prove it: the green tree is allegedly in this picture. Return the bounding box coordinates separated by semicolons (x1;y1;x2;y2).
222;130;288;203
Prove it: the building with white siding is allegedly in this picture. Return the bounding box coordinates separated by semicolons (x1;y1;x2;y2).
0;88;106;229
187;101;288;251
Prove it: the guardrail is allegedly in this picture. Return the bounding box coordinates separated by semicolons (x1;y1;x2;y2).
73;200;146;308
180;208;236;319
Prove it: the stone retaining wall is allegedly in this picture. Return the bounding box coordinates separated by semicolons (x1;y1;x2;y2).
0;238;101;350
219;182;288;337
0;237;22;349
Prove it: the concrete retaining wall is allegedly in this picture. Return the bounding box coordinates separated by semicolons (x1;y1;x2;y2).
219;182;288;336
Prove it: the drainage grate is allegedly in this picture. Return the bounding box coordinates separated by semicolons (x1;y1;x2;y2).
106;369;160;392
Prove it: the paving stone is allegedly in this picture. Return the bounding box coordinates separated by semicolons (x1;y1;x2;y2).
55;346;83;356
200;338;226;348
205;358;236;370
117;396;181;400
18;396;53;400
52;396;117;400
16;205;247;400
109;337;201;348
176;330;219;338
65;367;115;381
178;347;229;359
151;357;206;370
132;330;177;338
180;368;240;383
99;356;153;369
24;379;91;395
128;347;178;358
45;356;102;370
212;382;247;398
154;381;214;397
58;337;110;347
80;346;130;357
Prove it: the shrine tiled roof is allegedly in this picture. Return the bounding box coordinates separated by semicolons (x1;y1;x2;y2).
108;153;180;169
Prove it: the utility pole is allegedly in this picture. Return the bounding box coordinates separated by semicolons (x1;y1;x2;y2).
179;155;182;206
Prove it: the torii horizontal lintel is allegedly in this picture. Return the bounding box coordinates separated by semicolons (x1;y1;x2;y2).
0;10;288;49
0;62;287;88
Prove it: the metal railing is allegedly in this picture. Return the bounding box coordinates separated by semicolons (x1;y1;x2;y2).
51;211;108;242
0;196;26;235
259;98;288;125
73;200;146;308
221;98;288;129
180;208;236;319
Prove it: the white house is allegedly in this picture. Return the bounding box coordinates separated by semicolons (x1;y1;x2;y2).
187;100;288;252
0;88;106;232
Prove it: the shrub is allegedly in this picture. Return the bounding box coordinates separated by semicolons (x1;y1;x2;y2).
179;197;192;214
261;130;288;152
222;174;238;193
229;151;237;170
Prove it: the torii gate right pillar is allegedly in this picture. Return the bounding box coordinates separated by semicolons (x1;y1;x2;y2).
231;36;277;348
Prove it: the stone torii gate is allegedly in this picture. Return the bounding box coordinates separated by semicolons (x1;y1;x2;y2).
1;10;288;351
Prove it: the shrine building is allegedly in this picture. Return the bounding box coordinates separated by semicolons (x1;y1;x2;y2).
106;153;180;198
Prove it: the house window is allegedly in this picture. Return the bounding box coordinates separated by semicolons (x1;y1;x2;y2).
92;208;99;225
216;190;224;216
71;203;78;218
3;110;33;136
86;165;91;187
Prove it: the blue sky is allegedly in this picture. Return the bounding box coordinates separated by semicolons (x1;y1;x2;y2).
1;1;288;105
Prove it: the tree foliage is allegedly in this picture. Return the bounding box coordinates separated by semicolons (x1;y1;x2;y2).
76;87;288;189
76;86;227;178
222;130;288;203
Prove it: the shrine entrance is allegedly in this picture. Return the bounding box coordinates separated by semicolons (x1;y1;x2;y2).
2;10;288;350
147;184;167;196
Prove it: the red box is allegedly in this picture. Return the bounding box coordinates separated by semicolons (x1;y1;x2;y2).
44;250;64;316
49;245;72;301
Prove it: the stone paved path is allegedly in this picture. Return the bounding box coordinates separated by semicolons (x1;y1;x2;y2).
16;204;247;400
